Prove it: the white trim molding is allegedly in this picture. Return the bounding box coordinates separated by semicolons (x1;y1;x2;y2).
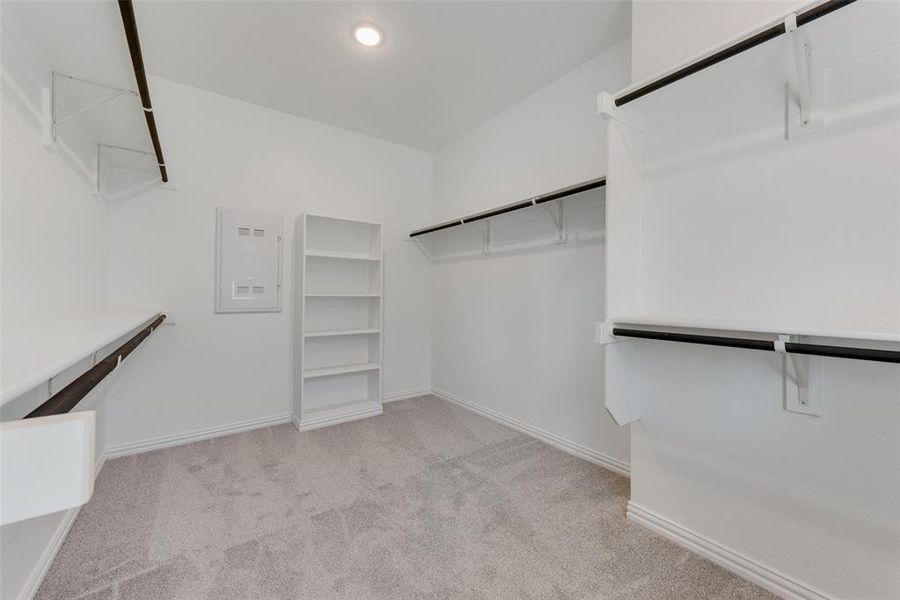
430;387;630;477
18;449;107;600
105;413;292;458
293;404;383;432
627;502;830;600
382;387;431;403
19;505;80;600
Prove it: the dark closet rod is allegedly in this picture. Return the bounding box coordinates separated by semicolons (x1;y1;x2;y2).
615;0;857;107
409;177;606;238
25;314;166;419
611;327;900;364
118;0;168;183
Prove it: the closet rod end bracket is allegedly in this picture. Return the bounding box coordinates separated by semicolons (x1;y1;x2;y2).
596;321;622;345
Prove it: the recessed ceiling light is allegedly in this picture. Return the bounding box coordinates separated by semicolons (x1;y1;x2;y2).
353;24;383;47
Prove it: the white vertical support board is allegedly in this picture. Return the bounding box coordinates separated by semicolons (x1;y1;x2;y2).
293;214;383;429
1;412;95;525
604;118;644;319
602;115;646;425
215;208;283;313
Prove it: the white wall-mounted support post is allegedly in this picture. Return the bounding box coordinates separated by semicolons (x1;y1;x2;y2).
776;335;823;416
785;15;824;139
1;412;96;525
597;91;646;133
596;92;620;122
596;321;643;425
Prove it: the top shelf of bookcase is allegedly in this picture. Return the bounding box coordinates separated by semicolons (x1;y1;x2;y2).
303;214;382;260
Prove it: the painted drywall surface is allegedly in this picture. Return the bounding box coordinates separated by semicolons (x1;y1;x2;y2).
430;42;631;468
1;80;108;326
620;3;900;597
631;347;900;599
630;0;806;83
104;77;432;448
0;78;111;600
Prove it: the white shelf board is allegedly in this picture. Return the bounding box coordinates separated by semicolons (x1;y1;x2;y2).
605;0;899;132
1;310;161;405
609;315;900;344
305;293;380;298
303;362;381;379
305;250;380;262
302;397;380;417
304;329;380;338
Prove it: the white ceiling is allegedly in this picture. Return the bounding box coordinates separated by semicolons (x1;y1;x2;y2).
3;1;630;151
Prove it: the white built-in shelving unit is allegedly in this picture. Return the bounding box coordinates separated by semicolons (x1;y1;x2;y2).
293;214;383;431
0;310;163;420
598;0;900;426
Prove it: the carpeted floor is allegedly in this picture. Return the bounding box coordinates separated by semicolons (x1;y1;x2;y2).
36;396;775;600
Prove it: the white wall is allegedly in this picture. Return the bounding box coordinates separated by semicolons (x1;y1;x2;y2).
430;42;631;472
0;66;111;600
619;2;900;598
104;77;432;449
630;0;806;82
1;84;108;327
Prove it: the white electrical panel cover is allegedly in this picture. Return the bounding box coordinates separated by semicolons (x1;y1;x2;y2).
216;208;283;313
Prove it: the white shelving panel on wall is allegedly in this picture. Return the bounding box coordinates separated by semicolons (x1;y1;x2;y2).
597;0;900;425
293;214;383;431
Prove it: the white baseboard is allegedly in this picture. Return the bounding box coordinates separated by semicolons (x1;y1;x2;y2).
293;403;383;432
19;449;107;600
19;505;80;600
627;502;830;600
382;387;431;403
105;413;292;459
430;387;630;477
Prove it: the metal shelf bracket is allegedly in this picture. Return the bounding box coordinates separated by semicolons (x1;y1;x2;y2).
545;201;567;244
785;14;825;139
44;72;138;146
776;334;823;416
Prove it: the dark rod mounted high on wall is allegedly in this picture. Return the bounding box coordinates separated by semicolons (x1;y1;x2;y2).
118;0;168;183
615;0;857;107
409;177;606;238
25;314;166;419
611;327;900;364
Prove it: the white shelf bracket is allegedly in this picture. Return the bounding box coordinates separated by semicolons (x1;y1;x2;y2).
410;236;433;261
545;201;567;244
41;87;53;147
478;221;492;254
92;145;101;197
96;144;175;201
48;72;138;144
776;335;823;416
784;15;824;139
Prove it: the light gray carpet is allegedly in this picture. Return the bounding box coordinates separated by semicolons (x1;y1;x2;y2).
36;396;775;600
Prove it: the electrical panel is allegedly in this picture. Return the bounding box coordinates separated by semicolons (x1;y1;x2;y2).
215;208;283;313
